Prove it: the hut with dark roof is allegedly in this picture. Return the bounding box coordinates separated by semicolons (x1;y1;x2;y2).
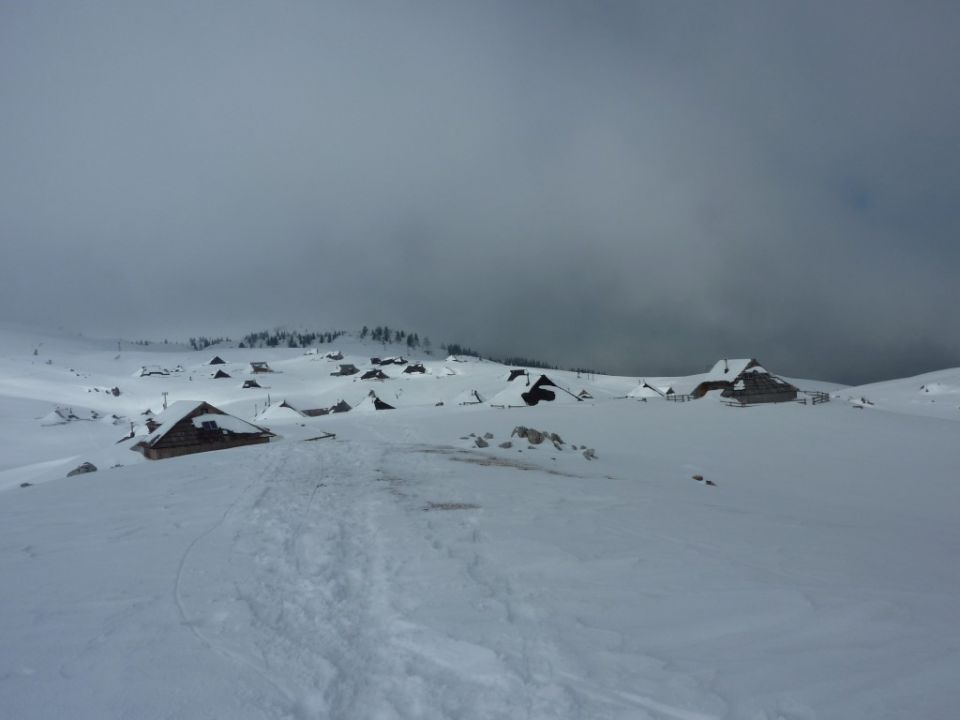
691;359;797;404
132;401;274;460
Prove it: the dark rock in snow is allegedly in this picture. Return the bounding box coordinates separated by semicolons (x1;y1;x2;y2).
67;462;97;477
483;432;494;439
498;441;512;449
475;437;489;448
582;449;597;461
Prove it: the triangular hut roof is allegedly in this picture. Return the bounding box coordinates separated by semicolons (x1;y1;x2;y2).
139;401;271;449
626;381;673;399
353;391;395;412
703;359;759;382
208;356;226;365
212;369;231;379
258;403;305;421
454;389;484;405
490;374;581;408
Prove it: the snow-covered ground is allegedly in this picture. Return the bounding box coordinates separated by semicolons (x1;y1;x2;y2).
1;325;959;719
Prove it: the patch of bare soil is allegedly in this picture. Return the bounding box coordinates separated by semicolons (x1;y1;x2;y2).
412;445;581;478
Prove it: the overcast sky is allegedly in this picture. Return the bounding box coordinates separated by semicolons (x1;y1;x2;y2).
2;1;958;383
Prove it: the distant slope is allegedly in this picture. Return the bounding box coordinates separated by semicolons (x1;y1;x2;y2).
835;367;960;421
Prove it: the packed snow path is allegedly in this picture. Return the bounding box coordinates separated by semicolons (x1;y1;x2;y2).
166;437;661;719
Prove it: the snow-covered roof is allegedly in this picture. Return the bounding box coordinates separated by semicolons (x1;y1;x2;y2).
454;389;484;405
353;391;395;412
142;401;206;445
703;359;758;382
256;404;304;422
141;401;270;447
190;413;267;435
627;383;666;399
489;374;580;407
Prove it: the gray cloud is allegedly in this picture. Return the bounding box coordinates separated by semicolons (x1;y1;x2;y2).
2;1;958;384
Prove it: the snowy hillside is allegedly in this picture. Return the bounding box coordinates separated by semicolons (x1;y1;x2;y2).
2;326;959;719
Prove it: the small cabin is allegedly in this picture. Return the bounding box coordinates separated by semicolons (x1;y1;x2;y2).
242;379;262;389
250;361;273;374
361;369;389;380
208;356;226;365
403;363;426;374
691;359;798;404
133;401;274;460
331;363;359;376
211;369;231;379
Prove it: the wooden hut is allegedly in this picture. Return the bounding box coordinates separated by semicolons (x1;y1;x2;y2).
361;369;389;380
331;363;359;376
208;356;226;365
132;401;274;460
691;359;797;404
403;363;426;374
211;369;231;379
242;379;262;389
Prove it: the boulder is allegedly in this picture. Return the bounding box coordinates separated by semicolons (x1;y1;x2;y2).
526;429;546;445
475;437;489;448
582;449;597;461
67;461;97;477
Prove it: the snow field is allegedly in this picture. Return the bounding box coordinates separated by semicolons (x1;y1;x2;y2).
2;326;960;718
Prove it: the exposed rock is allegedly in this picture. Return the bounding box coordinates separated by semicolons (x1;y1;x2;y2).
692;474;704;482
20;482;32;488
549;432;564;445
483;432;494;439
511;425;529;439
67;461;97;477
705;479;717;487
582;448;597;461
498;441;512;449
474;437;489;448
526;428;545;445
